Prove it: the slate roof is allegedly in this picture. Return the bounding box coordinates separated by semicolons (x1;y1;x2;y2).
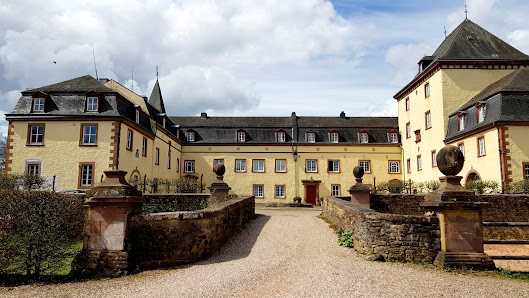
24;75;114;94
148;80;166;113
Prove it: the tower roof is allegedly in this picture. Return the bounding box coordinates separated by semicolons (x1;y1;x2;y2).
148;79;166;113
24;75;114;94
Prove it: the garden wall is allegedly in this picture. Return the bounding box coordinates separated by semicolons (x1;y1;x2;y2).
128;196;255;269
322;196;440;263
142;193;209;213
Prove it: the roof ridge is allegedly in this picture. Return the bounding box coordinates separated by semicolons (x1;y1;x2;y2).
440;19;468;58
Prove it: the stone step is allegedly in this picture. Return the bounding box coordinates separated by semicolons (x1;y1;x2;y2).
485;240;529;245
489;255;529;260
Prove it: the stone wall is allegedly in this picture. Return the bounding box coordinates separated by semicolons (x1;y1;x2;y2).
323;196;440;263
128;196;255;269
142;193;209;213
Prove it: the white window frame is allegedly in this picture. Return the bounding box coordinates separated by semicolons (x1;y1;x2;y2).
237;131;246;142
306;160;317;172
126;130;133;150
33;98;45;112
275;159;286;173
478;137;486;157
389;132;399;144
275;185;285;198
389;161;401;173
359;132;369;144
330;132;339;143
477;105;486;123
405;97;410;111
142;138;147;156
306;132;316;143
331;185;340;196
27;163;40;176
186;131;195;142
406;122;411;138
155;148;160;165
277;131;286;142
417;155;422;171
80;164;93;187
328;160;340;173
525;164;529;180
86;97;98;112
29;125;44;145
459;143;465;157
426;111;431;129
184;160;195;173
253;159;265;172
135;110;140;123
82;125;97;145
458;114;466;131
359;160;371;173
253;185;264;198
236;159;246;172
425;82;430;98
432;151;437;167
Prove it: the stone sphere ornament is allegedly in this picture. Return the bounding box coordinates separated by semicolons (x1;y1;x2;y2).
353;166;365;179
214;163;226;177
437;145;464;176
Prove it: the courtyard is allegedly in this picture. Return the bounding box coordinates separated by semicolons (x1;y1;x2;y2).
2;207;528;298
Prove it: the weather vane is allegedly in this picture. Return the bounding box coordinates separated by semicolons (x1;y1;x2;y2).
444;25;447;38
465;1;468;19
156;66;159;80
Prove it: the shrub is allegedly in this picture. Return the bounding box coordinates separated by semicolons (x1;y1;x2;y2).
128;176;203;193
335;228;354;248
464;180;501;194
293;196;301;202
505;180;529;194
0;173;44;191
413;180;440;193
376;180;407;194
0;190;85;278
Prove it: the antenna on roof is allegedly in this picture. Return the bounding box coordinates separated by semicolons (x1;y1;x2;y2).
91;44;98;80
156;66;159;80
464;1;468;19
131;65;134;92
444;25;447;38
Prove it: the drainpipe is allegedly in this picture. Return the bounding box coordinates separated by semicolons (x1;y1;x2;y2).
116;121;122;170
496;125;505;192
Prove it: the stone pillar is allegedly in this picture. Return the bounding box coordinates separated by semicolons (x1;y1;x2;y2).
421;145;495;270
72;170;143;277
208;164;231;205
348;166;371;209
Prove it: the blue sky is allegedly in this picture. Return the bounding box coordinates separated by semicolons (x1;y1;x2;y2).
2;0;529;139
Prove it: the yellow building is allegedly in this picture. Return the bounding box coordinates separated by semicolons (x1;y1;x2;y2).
394;19;529;189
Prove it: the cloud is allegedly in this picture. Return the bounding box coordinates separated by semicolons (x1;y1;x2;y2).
368;99;398;117
0;110;7;140
153;66;260;115
385;41;437;86
0;89;21;113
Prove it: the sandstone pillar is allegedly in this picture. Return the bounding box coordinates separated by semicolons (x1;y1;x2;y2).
72;170;143;277
208;164;231;205
348;166;371;209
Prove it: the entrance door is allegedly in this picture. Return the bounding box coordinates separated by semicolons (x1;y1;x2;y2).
306;185;317;205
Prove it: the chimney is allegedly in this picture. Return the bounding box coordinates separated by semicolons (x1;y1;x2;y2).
340;111;346;119
201;112;208;119
98;78;109;83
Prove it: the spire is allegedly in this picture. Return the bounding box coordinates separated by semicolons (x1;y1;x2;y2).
148;79;166;113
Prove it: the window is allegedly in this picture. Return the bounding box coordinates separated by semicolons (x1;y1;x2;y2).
135;110;140;123
407;159;411;173
253;185;264;198
168;153;171;169
235;159;246;172
275;159;286;173
405;97;410;111
406;122;411;139
81;125;97;145
417;155;422;171
28;124;45;145
458;114;466;131
186;131;195;142
276;131;286;142
33;97;45;112
389;161;400;173
79;163;94;188
332;185;341;196
432;150;437;167
457;143;465;157
414;130;421;143
142;138;147;156
425;111;431;129
176;158;180;173
524;163;529;180
86;97;98;112
184;160;195;173
330;132;339;143
389;132;399;144
155;148;160;165
306;132;316;143
478;136;486;157
213;159;224;172
162;117;166;129
425;82;430;98
275;185;285;198
477;104;486;123
359;160;371;173
126;129;133;150
237;131;246;142
253;159;265;172
306;160;317;172
25;161;42;176
328;160;340;173
359;131;369;144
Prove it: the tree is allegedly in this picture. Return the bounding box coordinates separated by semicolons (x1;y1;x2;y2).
0;137;6;172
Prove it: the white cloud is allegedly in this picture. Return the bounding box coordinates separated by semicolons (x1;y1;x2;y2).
385;41;437;87
368;99;398;117
0;89;21;113
507;29;529;54
0;110;7;140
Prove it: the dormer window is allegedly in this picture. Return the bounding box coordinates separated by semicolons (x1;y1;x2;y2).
186;130;195;142
162;117;166;128
388;131;399;144
276;130;286;142
33;97;45;113
359;130;369;144
477;103;486;123
458;112;467;131
86;97;98;112
306;131;316;143
237;130;246;142
135;110;140;123
330;130;339;143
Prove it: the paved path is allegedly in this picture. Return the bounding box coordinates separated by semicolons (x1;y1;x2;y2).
3;207;529;297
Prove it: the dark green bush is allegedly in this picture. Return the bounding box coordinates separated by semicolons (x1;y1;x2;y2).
376;180;407;194
0;190;84;278
335;228;354;248
505;180;529;194
0;173;44;190
128;176;203;193
464;180;501;194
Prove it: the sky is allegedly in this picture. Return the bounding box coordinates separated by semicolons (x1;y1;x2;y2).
2;0;529;139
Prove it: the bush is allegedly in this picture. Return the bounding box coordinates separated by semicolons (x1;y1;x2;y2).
505;180;529;194
335;228;354;248
0;173;44;190
464;180;501;194
376;180;407;194
413;180;440;193
0;190;85;278
128;176;203;194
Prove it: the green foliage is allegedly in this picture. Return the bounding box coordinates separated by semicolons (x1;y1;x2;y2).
413;180;440;193
499;270;529;282
0;190;85;278
128;176;203;194
293;196;301;202
464;180;501;194
505;180;529;194
0;173;44;190
376;180;440;194
335;228;354;248
224;194;238;202
376;180;408;194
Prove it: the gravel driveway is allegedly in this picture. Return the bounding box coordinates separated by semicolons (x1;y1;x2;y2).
2;207;528;297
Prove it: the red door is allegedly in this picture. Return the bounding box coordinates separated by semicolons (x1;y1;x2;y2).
306;185;317;205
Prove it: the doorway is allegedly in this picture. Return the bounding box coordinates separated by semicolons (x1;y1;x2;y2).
302;180;321;205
